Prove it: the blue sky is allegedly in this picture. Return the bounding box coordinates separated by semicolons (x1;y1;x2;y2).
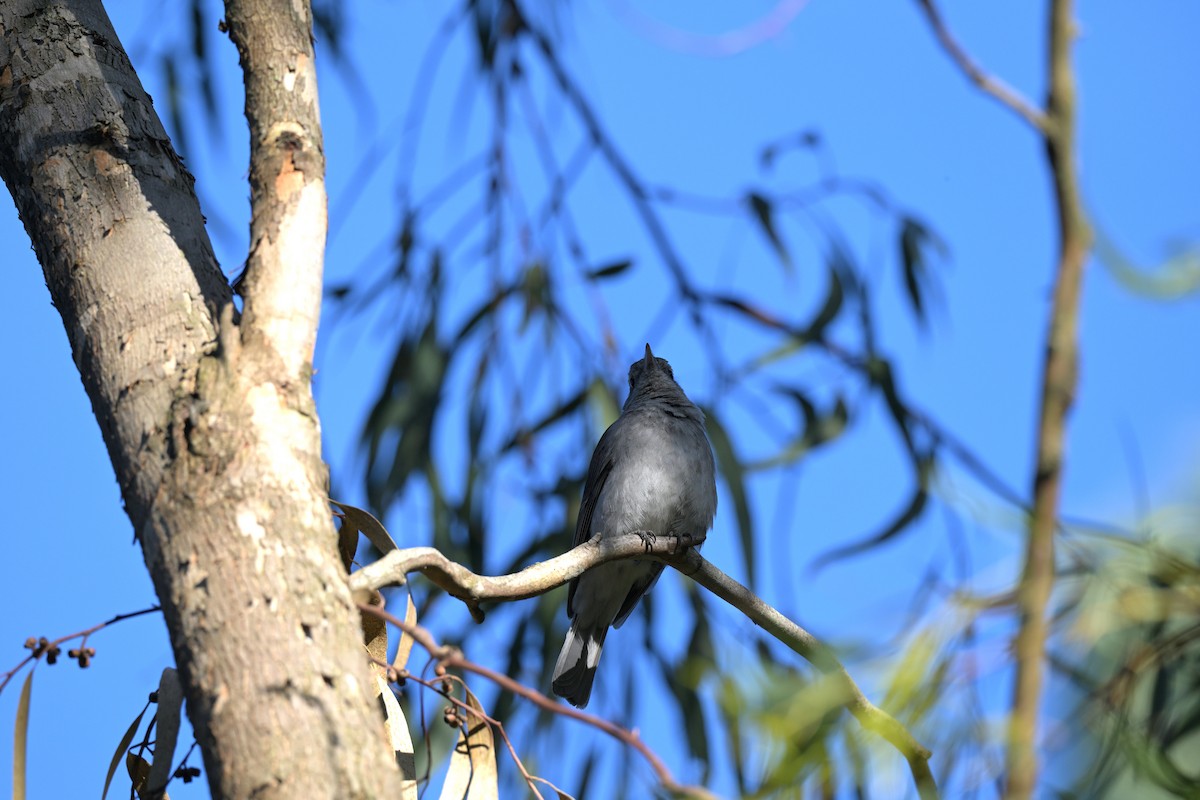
2;1;1198;797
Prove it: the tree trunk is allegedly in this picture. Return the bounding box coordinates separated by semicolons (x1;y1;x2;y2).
0;1;402;797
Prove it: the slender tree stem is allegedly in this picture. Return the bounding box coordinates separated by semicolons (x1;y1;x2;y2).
1005;1;1091;796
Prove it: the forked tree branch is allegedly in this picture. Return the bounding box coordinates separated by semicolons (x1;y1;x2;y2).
912;0;1049;133
351;535;938;798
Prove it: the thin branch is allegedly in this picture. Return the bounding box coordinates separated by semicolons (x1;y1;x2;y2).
1004;0;1092;797
525;19;701;309
351;536;937;797
664;549;939;799
1;606;162;694
363;604;718;800
225;0;329;378
912;0;1049;133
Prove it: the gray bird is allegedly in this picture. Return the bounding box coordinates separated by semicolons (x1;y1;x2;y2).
552;344;717;707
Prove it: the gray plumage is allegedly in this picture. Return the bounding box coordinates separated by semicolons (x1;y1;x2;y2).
552;344;717;707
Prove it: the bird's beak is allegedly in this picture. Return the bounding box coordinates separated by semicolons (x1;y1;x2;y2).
643;343;654;368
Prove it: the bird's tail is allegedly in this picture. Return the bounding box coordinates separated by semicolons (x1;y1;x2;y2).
552;622;608;708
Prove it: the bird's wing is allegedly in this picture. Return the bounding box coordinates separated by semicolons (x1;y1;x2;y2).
565;422;619;617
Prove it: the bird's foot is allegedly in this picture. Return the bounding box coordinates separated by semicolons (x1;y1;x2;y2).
669;531;706;553
632;530;706;554
635;529;657;553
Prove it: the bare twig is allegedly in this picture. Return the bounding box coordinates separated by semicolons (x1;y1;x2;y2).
912;0;1049;133
1004;1;1092;797
403;671;551;800
351;537;937;797
663;549;939;799
525;20;701;308
362;604;718;800
1;606;162;694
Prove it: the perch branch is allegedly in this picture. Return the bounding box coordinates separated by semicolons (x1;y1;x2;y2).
351;536;937;798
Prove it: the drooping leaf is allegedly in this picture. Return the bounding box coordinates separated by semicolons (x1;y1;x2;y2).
1094;225;1200;299
103;702;149;800
376;674;418;799
336;515;358;573
438;689;498;799
466;351;490;461
188;0;218;125
361;590;389;667
500;385;589;454
717;676;749;797
574;749;598;800
812;455;933;569
746;390;849;471
124;751;152;799
453;284;518;345
869;356;918;459
898;216;947;329
331;500;399;555
362;316;448;511
703;408;755;591
583;259;633;281
13;670;32;800
804;263;845;340
160;55;188;158
147;669;182;795
391;593;419;673
759;129;821;171
520;262;553;332
657;653;710;776
746;191;791;268
489;616;530;724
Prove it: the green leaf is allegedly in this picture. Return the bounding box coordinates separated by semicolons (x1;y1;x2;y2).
658;653;710;776
898;216;947;328
453;284;518;345
703;409;755;591
584;259;633;281
746;390;849;471
813;455;933;569
520;262;553;332
102;702;150;800
500;386;589;453
13;670;32;800
1095;225;1200;299
746;191;791;268
805;263;845;339
362;319;448;510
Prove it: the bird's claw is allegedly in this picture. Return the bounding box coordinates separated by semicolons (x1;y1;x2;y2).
636;530;657;553
633;530;706;554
